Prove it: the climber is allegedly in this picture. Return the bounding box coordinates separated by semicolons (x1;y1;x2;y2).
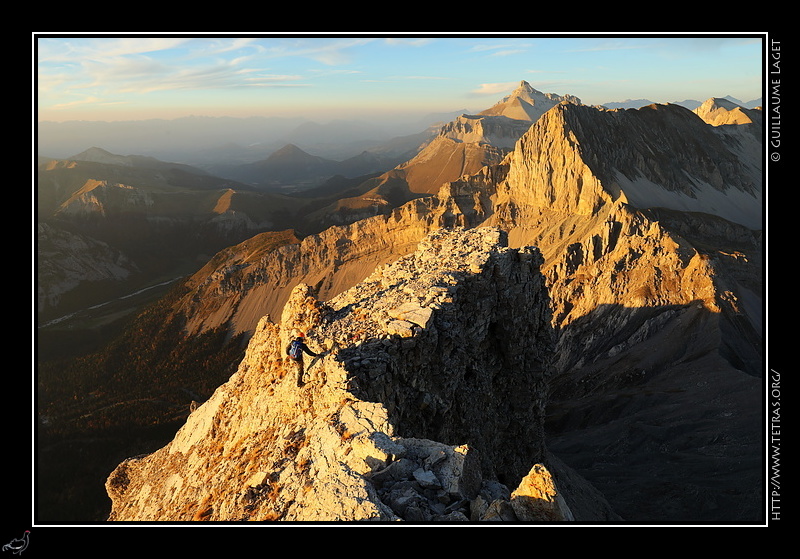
287;331;321;387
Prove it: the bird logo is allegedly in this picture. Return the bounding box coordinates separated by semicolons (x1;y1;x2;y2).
2;531;29;555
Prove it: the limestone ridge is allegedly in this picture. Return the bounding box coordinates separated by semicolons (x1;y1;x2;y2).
105;227;607;522
178;100;760;343
175;168;500;338
324;228;553;484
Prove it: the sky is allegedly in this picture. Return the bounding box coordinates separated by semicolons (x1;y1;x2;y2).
34;33;766;123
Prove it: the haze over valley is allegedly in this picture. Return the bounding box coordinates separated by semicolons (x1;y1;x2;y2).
37;94;762;167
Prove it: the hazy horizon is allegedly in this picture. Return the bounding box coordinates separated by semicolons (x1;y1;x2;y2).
35;33;765;124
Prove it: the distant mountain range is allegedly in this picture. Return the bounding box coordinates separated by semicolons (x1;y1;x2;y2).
601;95;763;111
36;111;462;166
37;94;762;165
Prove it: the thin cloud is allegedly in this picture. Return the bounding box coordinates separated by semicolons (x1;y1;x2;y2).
38;37;379;103
243;74;311;88
566;40;647;53
384;38;434;47
204;37;264;55
489;49;527;57
38;36;191;63
261;37;378;66
471;82;519;96
469;42;533;54
74;52;261;95
47;96;128;111
384;75;450;81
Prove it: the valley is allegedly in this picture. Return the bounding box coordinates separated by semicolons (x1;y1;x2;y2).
35;82;765;524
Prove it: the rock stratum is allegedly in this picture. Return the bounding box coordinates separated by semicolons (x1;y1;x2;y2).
106;228;615;521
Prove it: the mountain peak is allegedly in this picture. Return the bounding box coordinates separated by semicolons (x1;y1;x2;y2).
693;96;761;127
70;147;134;166
262;143;328;165
76;146;114;157
514;80;542;97
479;81;581;121
700;97;741;111
270;143;309;157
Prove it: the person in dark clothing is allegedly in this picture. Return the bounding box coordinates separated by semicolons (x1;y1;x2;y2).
287;332;321;387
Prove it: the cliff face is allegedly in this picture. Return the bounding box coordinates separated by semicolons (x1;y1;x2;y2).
324;228;553;485
437;114;533;148
106;228;613;522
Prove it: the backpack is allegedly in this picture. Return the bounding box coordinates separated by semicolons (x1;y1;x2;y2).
288;339;303;360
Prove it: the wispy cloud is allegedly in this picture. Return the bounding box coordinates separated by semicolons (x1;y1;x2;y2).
261;37;377;66
471;82;519;96
243;74;311;88
384;37;434;47
565;40;647;54
468;42;533;55
384;75;450;81
37;36;393;116
38;36;191;63
36;34;764;121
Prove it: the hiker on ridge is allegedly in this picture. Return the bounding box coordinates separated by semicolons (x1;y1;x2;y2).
287;331;321;387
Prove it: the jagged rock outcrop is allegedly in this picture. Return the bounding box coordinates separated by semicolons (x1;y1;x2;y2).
106;227;617;522
486;103;762;377
322;228;553;485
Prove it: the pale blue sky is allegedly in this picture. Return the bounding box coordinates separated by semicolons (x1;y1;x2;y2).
35;33;765;123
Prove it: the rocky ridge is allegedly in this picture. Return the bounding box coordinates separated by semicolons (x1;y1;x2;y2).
106;227;615;522
160;97;762;522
